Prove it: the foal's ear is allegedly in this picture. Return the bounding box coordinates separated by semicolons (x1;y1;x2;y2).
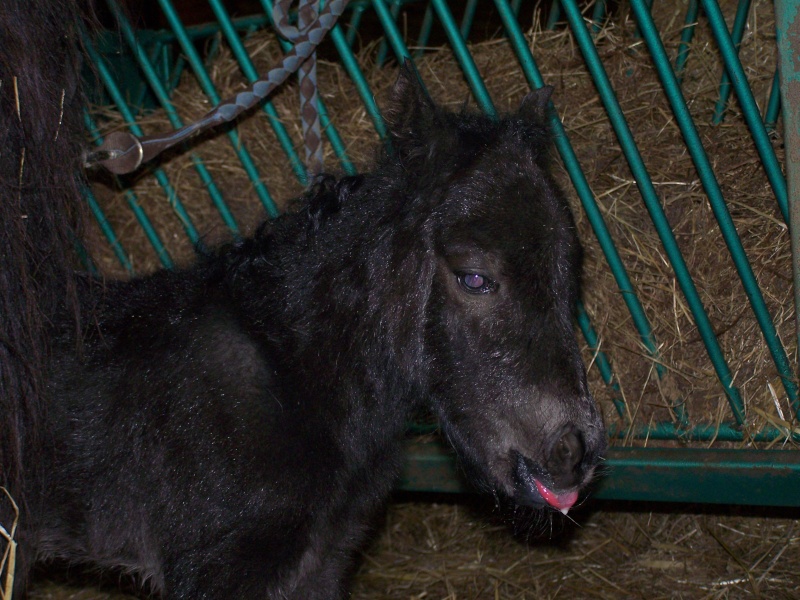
384;60;439;159
518;85;554;123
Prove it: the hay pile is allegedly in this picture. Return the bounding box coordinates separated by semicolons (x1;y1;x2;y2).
85;0;797;445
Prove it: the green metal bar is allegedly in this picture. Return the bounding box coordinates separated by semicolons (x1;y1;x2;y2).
159;44;170;90
256;0;357;175
345;4;366;47
711;0;752;125
546;0;561;30
460;0;479;39
775;0;800;413
85;37;203;248
409;417;795;448
146;13;272;45
400;441;800;506
591;0;606;35
630;0;799;414
243;22;261;41
73;234;100;276
318;98;357;175
204;29;224;66
577;302;626;418
607;420;798;443
108;0;241;235
168;53;187;92
594;448;800;506
401;440;464;494
83;187;134;274
563;0;744;425
372;0;412;62
132;41;163;111
594;447;800;506
156;0;280;218
377;0;403;66
329;25;389;139
207;0;308;186
632;0;653;40
702;0;789;224
83;112;173;269
415;3;435;56
674;0;699;83
429;0;496;116
765;68;781;131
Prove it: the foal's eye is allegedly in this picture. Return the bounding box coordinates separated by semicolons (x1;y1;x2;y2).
456;272;497;294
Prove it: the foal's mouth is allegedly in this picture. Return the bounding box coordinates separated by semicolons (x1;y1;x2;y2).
510;451;581;515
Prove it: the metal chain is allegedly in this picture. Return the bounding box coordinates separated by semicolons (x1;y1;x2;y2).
86;0;348;175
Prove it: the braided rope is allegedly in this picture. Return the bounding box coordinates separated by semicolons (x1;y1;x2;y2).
86;0;348;175
273;0;324;176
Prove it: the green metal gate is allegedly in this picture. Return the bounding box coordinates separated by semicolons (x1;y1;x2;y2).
83;0;800;506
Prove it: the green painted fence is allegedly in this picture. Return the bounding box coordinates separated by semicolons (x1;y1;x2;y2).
85;0;800;506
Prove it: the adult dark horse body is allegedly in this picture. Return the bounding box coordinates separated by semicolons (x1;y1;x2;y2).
2;9;605;594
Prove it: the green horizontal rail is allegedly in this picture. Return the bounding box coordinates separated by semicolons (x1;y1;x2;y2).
401;440;800;507
130;13;272;47
607;420;799;443
596;447;800;506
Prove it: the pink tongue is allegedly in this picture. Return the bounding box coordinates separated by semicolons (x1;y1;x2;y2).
534;480;578;511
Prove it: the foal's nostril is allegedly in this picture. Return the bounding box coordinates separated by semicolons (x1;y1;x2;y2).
548;427;585;479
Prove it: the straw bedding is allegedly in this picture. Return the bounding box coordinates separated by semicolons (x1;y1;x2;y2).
14;0;800;598
24;501;800;598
